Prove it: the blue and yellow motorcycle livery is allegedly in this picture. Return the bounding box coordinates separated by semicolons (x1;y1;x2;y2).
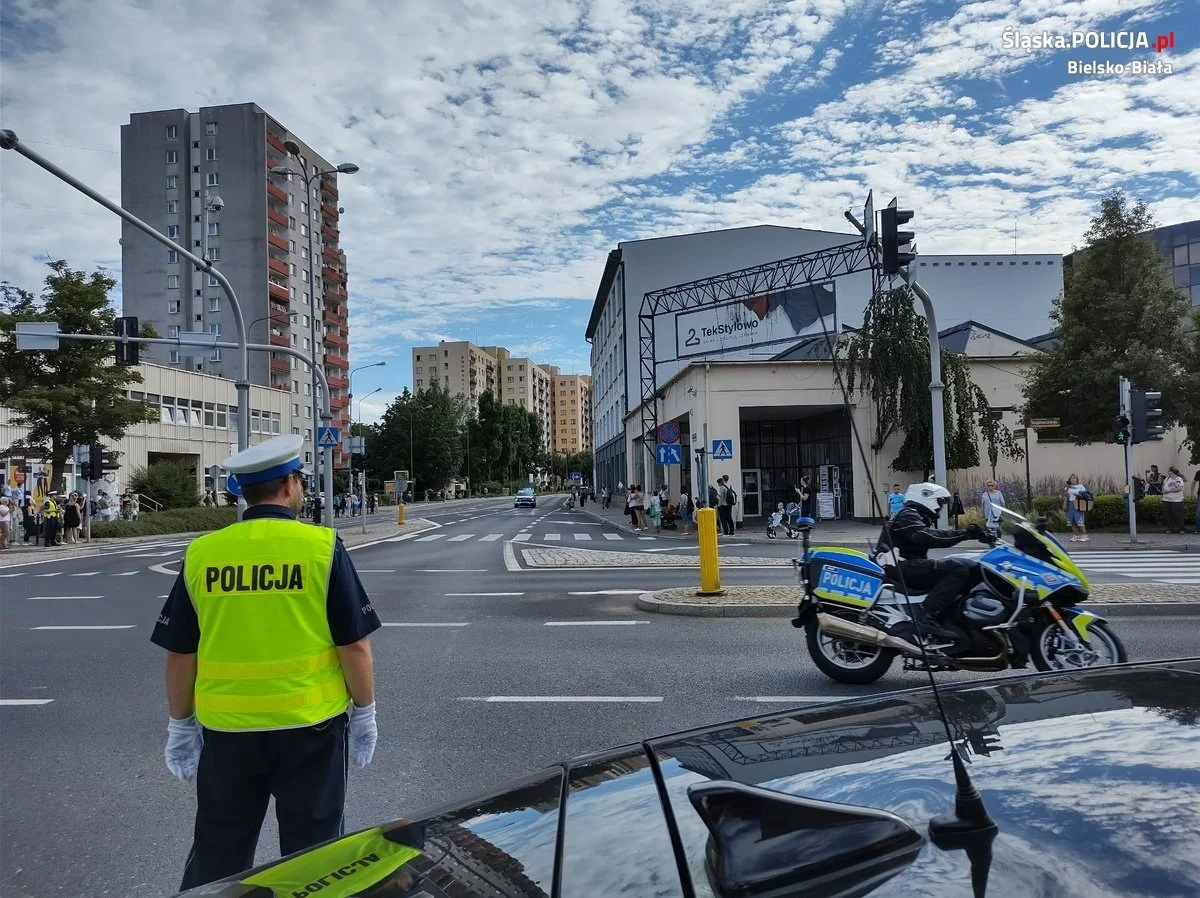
790;507;1127;684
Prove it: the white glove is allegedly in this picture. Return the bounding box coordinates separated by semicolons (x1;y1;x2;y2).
165;715;204;782
349;702;378;768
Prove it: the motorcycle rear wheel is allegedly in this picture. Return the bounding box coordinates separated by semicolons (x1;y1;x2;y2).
1031;620;1127;672
805;619;895;684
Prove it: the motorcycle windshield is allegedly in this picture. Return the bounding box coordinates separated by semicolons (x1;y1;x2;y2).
998;507;1089;590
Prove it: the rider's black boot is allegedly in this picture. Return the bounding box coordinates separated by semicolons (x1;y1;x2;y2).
910;605;958;643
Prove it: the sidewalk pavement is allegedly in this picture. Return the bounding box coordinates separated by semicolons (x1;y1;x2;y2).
637;583;1200;618
0;516;435;567
578;497;1198;551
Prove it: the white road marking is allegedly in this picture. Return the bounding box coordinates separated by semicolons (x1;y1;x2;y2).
149;562;180;576
33;572;63;578
32;625;136;630
544;533;561;541
69;572;101;577
445;592;524;596
416;569;488;573
447;534;474;542
415;534;445;542
503;541;522;572
356;569;396;573
0;573;24;578
642;546;700;553
638;537;656;541
602;533;623;541
478;534;502;542
0;699;55;706
543;621;649;626
113;571;141;576
27;595;104;600
567;590;647;595
459;696;663;703
733;696;850;703
126;551;182;558
382;622;470;627
574;533;592;541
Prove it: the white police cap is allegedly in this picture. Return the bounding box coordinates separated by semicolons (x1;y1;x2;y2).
222;434;306;495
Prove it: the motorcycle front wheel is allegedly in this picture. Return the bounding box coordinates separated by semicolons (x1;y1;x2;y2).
805;619;895;684
1030;620;1127;672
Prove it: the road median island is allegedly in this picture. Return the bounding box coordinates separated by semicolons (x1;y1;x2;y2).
637;584;1200;618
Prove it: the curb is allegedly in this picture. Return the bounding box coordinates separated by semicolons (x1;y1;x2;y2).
636;591;1200;619
0;529;216;568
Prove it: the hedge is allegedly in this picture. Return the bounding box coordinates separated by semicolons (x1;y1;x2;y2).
1026;494;1196;531
90;507;237;538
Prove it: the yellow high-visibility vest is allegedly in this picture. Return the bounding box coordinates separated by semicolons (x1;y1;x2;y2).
184;517;350;731
43;499;59;519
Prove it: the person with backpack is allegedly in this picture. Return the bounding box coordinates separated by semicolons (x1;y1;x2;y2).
718;475;737;536
678;489;693;537
1065;473;1091;543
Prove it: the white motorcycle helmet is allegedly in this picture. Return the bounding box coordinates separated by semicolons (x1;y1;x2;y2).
904;482;951;517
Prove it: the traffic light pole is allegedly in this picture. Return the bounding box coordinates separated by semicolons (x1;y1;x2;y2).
1119;376;1137;543
0;129;252;510
898;270;949;526
14;328;336;528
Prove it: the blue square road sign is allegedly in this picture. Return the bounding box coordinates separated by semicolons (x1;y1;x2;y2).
316;426;340;449
711;439;734;460
656;443;682;465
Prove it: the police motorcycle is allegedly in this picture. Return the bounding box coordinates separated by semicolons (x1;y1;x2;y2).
790;506;1127;684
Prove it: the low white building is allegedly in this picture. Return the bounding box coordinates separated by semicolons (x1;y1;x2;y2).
626;322;1190;521
2;362;292;505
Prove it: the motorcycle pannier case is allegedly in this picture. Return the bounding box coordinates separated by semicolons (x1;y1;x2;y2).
807;548;885;610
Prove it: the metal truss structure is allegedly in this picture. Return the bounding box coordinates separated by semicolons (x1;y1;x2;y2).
635;235;882;467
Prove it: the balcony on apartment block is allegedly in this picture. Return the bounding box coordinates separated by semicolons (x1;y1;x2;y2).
268;305;291;324
321;201;339;219
322;224;339;242
321;177;338;199
324;332;348;350
268;280;290;301
266;180;288;204
269;333;289;347
322;245;340;262
267;207;288;228
270;357;290;374
266;131;288;154
324;353;349;370
327;375;349;389
321;265;342;282
331;396;349;411
323;309;341;326
268;256;289;276
268;231;289;252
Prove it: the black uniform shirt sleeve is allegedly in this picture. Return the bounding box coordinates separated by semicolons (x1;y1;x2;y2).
151;562;201;654
327;536;381;645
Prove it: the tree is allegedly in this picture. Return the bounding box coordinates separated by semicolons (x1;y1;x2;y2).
843;286;1023;478
128;461;199;509
1023;189;1199;451
372;384;468;491
0;261;158;490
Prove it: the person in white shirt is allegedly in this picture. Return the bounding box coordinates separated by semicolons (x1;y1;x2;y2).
981;480;1005;535
1161;466;1185;534
1065;474;1089;542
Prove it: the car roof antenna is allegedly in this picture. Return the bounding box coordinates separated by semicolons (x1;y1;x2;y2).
812;271;997;897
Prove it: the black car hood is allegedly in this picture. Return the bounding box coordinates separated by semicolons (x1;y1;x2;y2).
175;660;1200;898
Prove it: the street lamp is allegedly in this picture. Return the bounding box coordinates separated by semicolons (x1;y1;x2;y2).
349;363;386;532
352;386;382;531
268;142;358;515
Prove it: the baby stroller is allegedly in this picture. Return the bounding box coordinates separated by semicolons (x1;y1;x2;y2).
767;502;804;539
660;502;679;530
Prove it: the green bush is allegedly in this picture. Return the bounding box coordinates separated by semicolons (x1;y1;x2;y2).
128;461;199;510
1024;493;1196;531
91;507;235;538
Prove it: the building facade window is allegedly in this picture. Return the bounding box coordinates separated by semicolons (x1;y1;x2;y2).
166;175;177;189
205;122;218;136
166;150;178;163
208;297;220;312
208;274;219;286
168;300;180;314
167;200;178;214
166;125;178;139
168;325;180;337
206;172;219;186
206;147;218;161
167;275;180;289
167;225;179;238
169;350;180;364
167;249;179;263
208;246;220;261
208;222;219;236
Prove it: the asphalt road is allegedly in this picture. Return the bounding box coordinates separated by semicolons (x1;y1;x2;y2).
2;495;1198;897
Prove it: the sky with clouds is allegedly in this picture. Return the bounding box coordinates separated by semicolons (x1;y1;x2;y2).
2;0;1197;421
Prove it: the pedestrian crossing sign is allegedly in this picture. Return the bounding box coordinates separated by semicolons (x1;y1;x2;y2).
712;439;733;460
316;426;339;449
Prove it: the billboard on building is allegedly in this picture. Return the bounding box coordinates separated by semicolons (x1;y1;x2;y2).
673;281;837;359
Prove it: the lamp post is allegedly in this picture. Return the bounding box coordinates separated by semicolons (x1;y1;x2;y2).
269;145;358;520
354;386;382;532
0;129;254;514
348;362;386;530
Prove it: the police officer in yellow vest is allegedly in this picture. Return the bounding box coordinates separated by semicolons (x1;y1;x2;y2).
151;434;382;891
42;490;61;547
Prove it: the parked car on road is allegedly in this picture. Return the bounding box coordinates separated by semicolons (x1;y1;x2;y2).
514;486;537;509
177;659;1200;898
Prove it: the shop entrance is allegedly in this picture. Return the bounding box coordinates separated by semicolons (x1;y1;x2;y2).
741;469;761;518
739;407;853;520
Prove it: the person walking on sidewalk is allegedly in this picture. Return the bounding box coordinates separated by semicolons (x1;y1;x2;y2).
0;496;11;550
717;475;737;536
1162;466;1185;534
981;480;1005;536
678;489;693;537
1065;474;1090;542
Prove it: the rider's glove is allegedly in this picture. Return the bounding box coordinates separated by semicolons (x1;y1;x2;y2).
964;523;987;541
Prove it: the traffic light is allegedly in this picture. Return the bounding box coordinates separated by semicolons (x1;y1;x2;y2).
89;445;104;481
114;316;139;366
1130;390;1164;443
880;197;915;275
1115;414;1129;444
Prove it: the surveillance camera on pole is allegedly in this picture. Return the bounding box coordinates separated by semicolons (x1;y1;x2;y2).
880;198;916;275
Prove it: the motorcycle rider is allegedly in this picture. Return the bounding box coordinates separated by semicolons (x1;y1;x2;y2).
875;483;990;642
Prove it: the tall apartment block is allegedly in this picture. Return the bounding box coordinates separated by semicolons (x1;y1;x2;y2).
412;341;592;454
552;373;592;454
119;103;351;471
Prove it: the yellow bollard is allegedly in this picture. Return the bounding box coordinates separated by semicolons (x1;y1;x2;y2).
696;507;724;596
397;502;406;525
